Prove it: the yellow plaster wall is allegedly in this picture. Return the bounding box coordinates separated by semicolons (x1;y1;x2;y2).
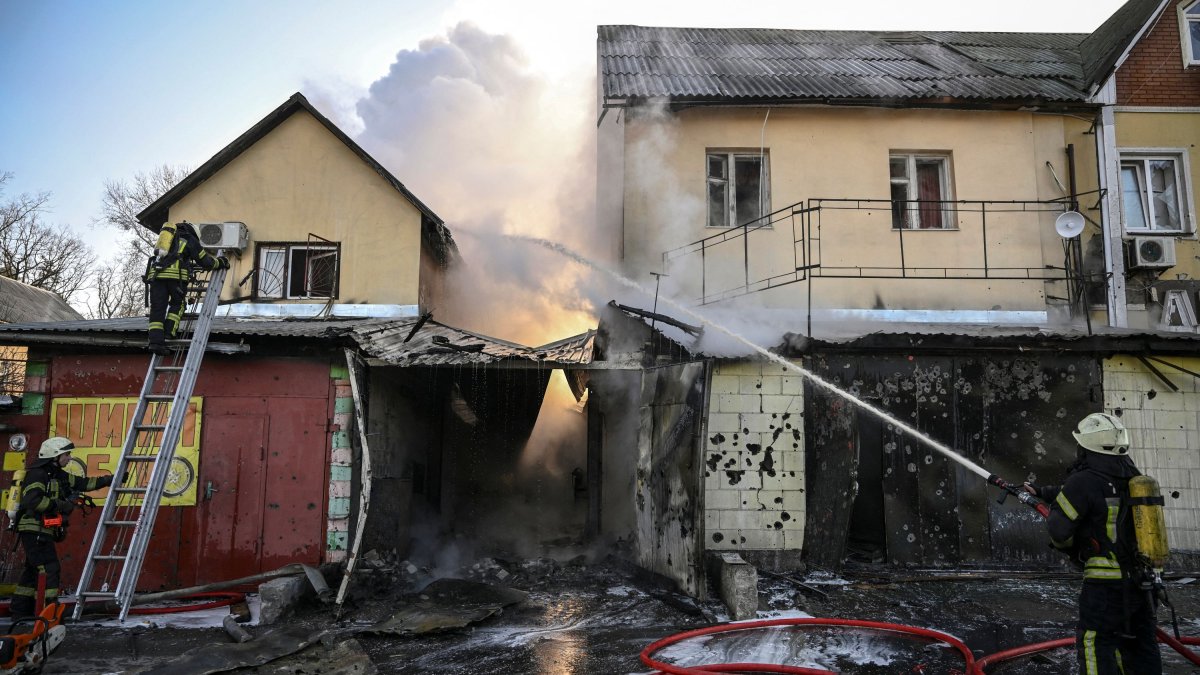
168;111;426;306
1114;111;1200;282
622;107;1092;312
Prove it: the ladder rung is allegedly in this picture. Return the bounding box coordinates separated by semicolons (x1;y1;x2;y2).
135;423;166;430
123;456;157;462
105;520;139;527
154;366;184;373
144;394;175;401
112;487;148;494
80;591;118;598
94;554;127;561
165;339;191;346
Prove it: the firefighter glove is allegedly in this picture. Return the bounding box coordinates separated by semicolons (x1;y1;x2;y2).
97;475;114;489
55;499;75;516
216;256;230;269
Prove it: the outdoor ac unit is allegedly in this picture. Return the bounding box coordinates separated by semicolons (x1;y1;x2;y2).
1130;236;1176;269
197;221;249;250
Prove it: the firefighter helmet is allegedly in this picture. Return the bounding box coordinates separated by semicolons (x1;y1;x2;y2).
1072;412;1130;455
37;437;75;460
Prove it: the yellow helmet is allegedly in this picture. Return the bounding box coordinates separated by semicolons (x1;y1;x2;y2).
1072;412;1130;455
38;436;75;459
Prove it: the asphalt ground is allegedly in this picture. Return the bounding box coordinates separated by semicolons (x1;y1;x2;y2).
38;558;1200;674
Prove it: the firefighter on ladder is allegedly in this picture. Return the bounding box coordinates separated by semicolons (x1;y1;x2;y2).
145;221;228;355
1026;412;1162;675
8;438;113;620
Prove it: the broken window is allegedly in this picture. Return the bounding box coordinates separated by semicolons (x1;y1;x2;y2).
1182;0;1200;65
254;242;340;299
890;153;953;229
1120;153;1193;234
707;151;769;227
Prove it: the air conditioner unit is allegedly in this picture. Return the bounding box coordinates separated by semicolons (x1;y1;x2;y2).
1130;236;1176;269
196;221;249;250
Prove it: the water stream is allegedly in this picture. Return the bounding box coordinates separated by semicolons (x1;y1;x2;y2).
504;234;992;481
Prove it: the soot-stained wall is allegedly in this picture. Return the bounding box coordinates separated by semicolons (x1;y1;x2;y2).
804;352;1101;569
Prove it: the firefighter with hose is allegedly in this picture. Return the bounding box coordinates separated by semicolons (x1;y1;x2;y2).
1024;412;1169;675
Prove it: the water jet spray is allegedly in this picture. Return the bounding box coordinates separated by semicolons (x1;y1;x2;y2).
499;233;1050;517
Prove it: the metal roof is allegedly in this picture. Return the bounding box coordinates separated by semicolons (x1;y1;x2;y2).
0;277;83;324
0;316;595;367
598;26;1092;104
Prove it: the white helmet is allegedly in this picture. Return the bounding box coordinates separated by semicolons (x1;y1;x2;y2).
1072;412;1130;455
38;436;75;460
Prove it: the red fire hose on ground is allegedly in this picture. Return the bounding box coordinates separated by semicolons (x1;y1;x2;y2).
642;619;1200;674
642;475;1200;674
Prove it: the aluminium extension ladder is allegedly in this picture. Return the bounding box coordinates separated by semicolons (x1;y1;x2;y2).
72;264;228;621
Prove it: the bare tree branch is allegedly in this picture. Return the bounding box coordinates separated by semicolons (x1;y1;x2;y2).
96;165;189;256
0;173;95;304
90;239;146;319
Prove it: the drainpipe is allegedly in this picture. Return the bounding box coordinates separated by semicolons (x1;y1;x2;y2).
1094;77;1128;327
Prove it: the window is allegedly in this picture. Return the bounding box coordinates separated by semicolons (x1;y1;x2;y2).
707;151;769;227
255;242;340;299
1119;152;1194;234
890;153;954;229
1181;0;1200;65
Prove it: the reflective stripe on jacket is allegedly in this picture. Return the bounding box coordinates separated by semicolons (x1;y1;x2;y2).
1046;466;1138;583
17;464;109;535
149;223;219;281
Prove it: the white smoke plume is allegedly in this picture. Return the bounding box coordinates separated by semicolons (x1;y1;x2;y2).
353;22;607;347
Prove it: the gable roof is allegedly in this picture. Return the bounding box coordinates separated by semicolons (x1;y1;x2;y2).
137;92;448;238
0;276;83;323
599;26;1091;107
1079;0;1171;89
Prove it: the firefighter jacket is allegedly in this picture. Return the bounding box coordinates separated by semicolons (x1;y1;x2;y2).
148;223;220;281
16;460;112;536
1038;451;1141;583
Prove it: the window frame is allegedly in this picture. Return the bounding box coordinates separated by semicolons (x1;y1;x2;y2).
1117;148;1196;236
705;150;771;228
1179;0;1200;66
252;241;342;300
889;152;956;230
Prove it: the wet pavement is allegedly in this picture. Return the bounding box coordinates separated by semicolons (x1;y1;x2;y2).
39;556;1200;674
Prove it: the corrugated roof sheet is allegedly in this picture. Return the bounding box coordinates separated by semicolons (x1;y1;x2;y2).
598;25;1092;103
0;317;595;367
0;277;83;324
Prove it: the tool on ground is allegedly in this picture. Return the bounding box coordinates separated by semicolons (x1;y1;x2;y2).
72;261;229;622
0;603;66;674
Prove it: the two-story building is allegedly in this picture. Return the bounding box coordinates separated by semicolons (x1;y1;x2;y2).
593;4;1200;595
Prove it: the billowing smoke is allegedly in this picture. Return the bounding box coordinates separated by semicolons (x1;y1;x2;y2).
347;23;605;560
353;22;607;348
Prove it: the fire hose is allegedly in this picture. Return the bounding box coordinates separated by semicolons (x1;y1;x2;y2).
642;472;1200;673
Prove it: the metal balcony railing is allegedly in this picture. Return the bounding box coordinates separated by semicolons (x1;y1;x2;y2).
661;192;1105;323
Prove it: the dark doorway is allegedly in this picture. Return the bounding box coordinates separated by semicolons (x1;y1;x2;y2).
845;417;887;564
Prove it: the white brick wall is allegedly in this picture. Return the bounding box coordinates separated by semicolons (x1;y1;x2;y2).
1103;356;1200;551
705;360;806;552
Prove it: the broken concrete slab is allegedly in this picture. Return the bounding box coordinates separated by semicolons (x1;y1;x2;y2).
708;551;758;620
259;576;310;625
127;627;329;675
251;638;377;675
364;578;528;636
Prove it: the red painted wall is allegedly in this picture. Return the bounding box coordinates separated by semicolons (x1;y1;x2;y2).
9;353;333;591
1116;0;1200;106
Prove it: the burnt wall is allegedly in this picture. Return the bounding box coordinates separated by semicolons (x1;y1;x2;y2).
805;352;1100;569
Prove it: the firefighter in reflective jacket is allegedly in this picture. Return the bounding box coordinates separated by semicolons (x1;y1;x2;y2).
9;437;113;619
1028;412;1161;675
146;221;227;355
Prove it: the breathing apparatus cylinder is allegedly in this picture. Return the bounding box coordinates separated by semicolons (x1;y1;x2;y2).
5;469;24;524
1130;475;1169;570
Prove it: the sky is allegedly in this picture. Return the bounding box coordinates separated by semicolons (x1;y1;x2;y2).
0;0;1130;322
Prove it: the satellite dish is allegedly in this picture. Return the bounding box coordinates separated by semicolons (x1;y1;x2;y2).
1055;211;1085;239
